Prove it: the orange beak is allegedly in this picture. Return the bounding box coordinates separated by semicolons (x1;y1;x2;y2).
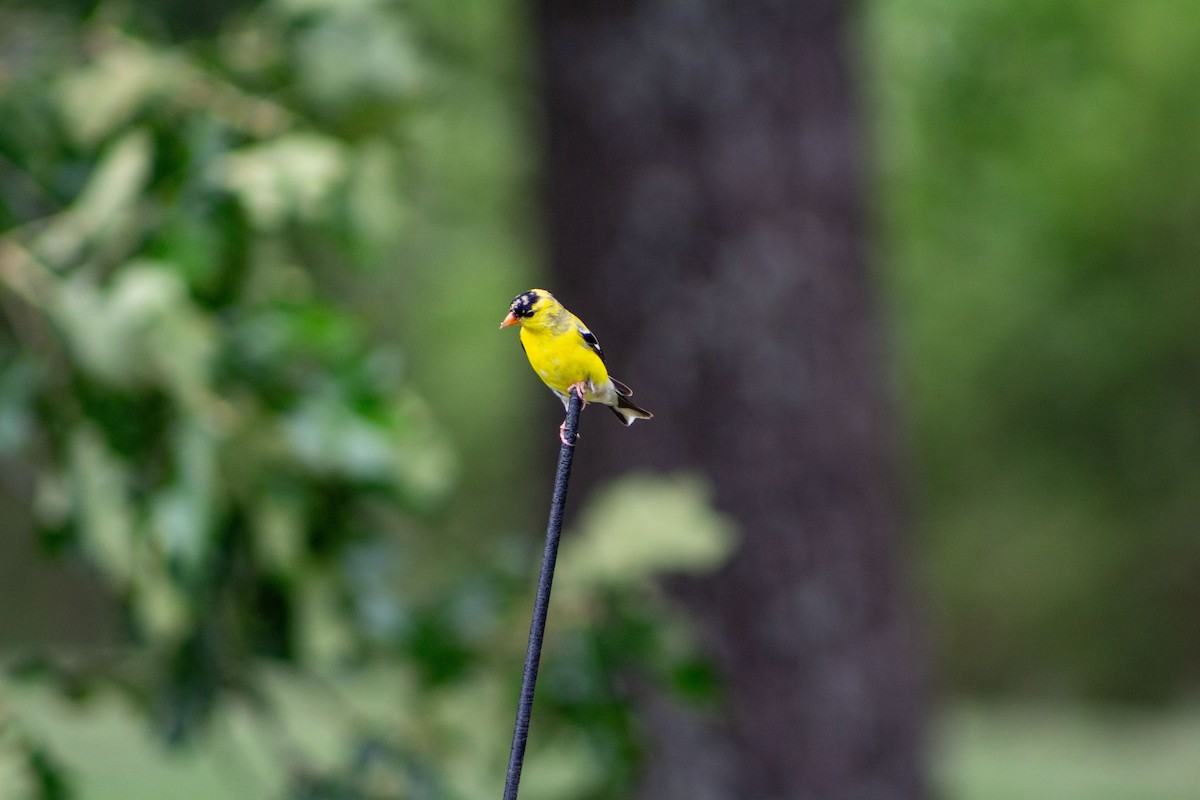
500;311;520;329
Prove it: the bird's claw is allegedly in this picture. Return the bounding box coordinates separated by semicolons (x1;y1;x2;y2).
558;382;588;445
559;420;577;447
568;382;589;407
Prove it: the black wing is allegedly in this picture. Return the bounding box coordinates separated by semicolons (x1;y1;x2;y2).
578;326;605;363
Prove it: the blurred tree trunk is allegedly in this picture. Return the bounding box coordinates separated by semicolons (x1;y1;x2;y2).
535;2;927;799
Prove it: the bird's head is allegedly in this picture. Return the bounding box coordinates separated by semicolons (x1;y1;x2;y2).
500;288;554;330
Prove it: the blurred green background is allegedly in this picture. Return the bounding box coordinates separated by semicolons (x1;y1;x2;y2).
1;0;1198;798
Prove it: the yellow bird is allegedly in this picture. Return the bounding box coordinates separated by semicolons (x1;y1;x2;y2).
500;288;652;443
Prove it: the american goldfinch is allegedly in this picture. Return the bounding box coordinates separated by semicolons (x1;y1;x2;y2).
501;288;652;444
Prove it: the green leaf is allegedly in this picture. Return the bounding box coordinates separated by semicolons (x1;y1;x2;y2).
281;390;455;506
559;473;738;592
68;425;136;586
292;7;421;107
33;129;153;268
0;700;73;800
55;38;184;147
253;494;306;575
147;421;220;575
54;261;216;404
297;570;357;669
131;560;191;642
217;134;349;229
283;393;398;482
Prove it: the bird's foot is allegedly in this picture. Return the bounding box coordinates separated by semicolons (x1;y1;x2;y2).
559;382;588;445
567;382;589;407
559;420;577;447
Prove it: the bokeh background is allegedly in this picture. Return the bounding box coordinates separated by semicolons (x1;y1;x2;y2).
1;1;1198;799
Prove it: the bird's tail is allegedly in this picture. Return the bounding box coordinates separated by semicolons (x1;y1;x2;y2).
609;393;653;426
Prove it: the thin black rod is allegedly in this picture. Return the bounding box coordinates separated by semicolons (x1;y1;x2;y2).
502;390;584;800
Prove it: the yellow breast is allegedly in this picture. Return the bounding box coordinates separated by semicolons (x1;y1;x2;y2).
520;325;608;395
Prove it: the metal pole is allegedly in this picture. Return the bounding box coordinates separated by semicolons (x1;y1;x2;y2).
502;390;583;800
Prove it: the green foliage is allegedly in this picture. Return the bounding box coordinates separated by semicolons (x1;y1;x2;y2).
1;1;457;782
0;699;71;800
869;0;1200;700
559;474;738;591
0;5;737;797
